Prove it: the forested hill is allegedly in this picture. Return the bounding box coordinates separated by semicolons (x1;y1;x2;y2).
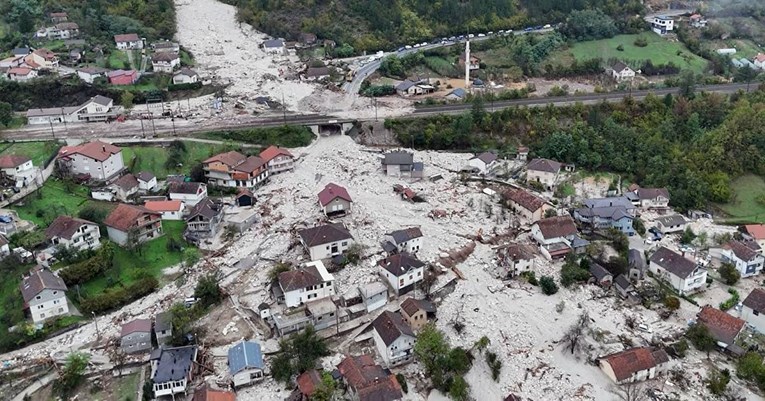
1;0;175;49
227;0;644;53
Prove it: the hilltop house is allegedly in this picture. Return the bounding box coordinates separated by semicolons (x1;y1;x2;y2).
382;227;423;255
318;183;353;216
496;242;536;278
651;16;674;35
120;318;152;354
57;140;124;181
115;33;143;50
742;288;765;334
337;355;403;401
599;347;670;384
7;67;37;82
168;182;208;207
172;68;199;85
25;48;59;69
203;151;269;188
104;204;163;246
372;311;416;367
649;247;707;295
28;95;115;125
228;340;265;388
144;200;185;220
380;151;423;178
45;216;101;251
297;223;354;261
150;346;197;399
755;54;765;70
531;216;585;260
184;198;222;242
526;158;563;190
468;152;498;175
151;52;180;73
259;145;295;175
378;253;425;295
610;61;635;82
720;240;764;278
696;305;745;346
502;188;551;223
276;260;335;308
20;267;69;324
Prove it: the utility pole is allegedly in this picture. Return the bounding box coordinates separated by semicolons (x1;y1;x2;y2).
48;120;55;139
92;311;100;341
171;117;177;136
281;91;287;124
60;108;68;132
140;116;146;138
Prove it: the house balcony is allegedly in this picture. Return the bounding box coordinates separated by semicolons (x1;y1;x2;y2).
153;379;188;397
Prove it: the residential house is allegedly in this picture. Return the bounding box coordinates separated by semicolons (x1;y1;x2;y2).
137;171;157;191
458;52;480;71
8;67;37;81
151;52;180;73
120;318;152;354
168;181;208;207
228;340;265;388
172;68;199;85
496;242;536;278
68;48;83;64
150;346;197;399
107;69;138;85
25;48;59;69
276;260;335;308
445;88;467;101
358;281;388;313
295;370;323;400
395;80;419;96
613;274;633;298
378;253;425;295
192;385;235;401
45;216;101;251
50;12;68;23
372;311;416;367
0;235;10;256
744;224;765;250
20;267;69;324
305;66;330;81
742;288;765;334
0;55;24;69
531;216;580;260
382;227;423;255
262;39;286;54
468;151;498;175
113;173;139;202
235;187;256;207
626;185;670;209
104;203;163;246
115;33;144;50
655;214;686;234
720;240;765;278
203;151;269;188
696;305;745;346
57;140;124;181
574;197;636;236
517;146;529;161
648;247;707;295
77;67;109;83
27;95;115;125
589;262;613;287
184;197;222;242
259;145;295;174
502;188;551;223
651;16;674;35
599;347;670;384
0;154;34;184
629;248;647;280
154;311;172;345
298;32;318;47
400;297;436;331
755;54;765;70
337;354;403;401
318;183;353;216
306;297;341;331
144;200;185;220
297;223;354;261
52;22;80;39
526;158;563;190
690;14;707;28
380;151;423;178
610;61;635;82
152;41;180;53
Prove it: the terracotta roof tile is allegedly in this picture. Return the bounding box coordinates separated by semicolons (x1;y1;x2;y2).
58;140;121;162
535;216;577;239
503;188;546;212
296;369;322;396
45;215;96;240
697;305;745;344
745;224;765;240
121;318;151;336
318;183;352;206
0;154;31;168
144;200;183;212
104;204;159;231
601;347;668;382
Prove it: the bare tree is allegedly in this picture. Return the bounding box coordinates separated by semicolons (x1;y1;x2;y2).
106;342;128;376
561;311;590;356
612;382;647;401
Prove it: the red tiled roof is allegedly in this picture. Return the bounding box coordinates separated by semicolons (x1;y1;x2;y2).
338;354;403;401
203;151;246;167
503;188;546;212
535;216;577;239
115;33;140;42
697;305;745;345
104;203;158;231
121;318;151;336
318;183;352;206
192;385;236;401
59;140;121;162
602;347;668;382
45;215;95;241
296;369;322;396
0;154;31;168
756;53;765;63
260;145;294;163
144;200;183;212
745;224;765;240
9;67;33;75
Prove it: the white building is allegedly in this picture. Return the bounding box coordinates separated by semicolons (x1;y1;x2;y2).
611;61;636;82
626;186;670;209
649;247;707;295
372;311;416;367
20;267;69;324
57;140;124;181
526;158;563;190
720;240;764;278
468;151;498;175
228;341;265;388
277;260;335;308
114;33;143;50
651;16;674;35
168;182;207;207
144;200;186;220
76;67;110;83
378;253;425;295
0;154;35;186
27;95;115;125
262;39;285;55
298;223;354;261
172;68;198;85
45;216;101;251
259;145;295;175
383;227;423;255
136;171;157;191
497;242;536;278
599;347;670;384
655;214;686;234
531;216;581;260
742;288;765;334
150;346;197;399
358;281;388;313
151;52;180;73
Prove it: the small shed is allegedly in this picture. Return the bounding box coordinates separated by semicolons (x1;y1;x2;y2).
589;262;613;287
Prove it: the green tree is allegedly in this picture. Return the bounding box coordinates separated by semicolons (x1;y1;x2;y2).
194;272;222;308
678;70;697;99
311;371;336;401
539;275;558;295
687;324;716;358
271;326;329;384
735;66;760;92
562;9;617;40
120;91;135;109
706;368;730;396
183;248;200;268
0;102;13;127
663;296;680;311
680;227;696;245
718;263;740;285
448;376;469;401
633;217;646;236
56;352;90;396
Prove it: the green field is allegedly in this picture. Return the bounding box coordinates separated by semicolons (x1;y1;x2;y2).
568;34;709;73
106;50;131;69
705;38;761;59
717;175;765;223
424;56;459;77
122;141;237;179
13;180;115;226
0;141;59;166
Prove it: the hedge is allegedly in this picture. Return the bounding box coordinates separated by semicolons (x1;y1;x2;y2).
59;254;110;286
168;82;203;92
81;277;159;314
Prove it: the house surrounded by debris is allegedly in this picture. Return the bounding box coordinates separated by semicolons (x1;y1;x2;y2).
372;311;416;367
599;347;670;384
150;346;198;398
502;188;551;223
526;158;563;190
400;297;435;331
531;216;583;260
202;151;269;189
120;318;152;354
496;242;536;278
648;247;707;295
381;151;423;178
696;305;745;348
228;340;265;388
741;288;765;334
298;223;355;261
337;354;403;401
468;152;498;175
20;267;69;324
378;253;425;295
184;197;222;242
382;227;423;255
719;240;764;278
276;260;335;308
318;183;353;216
259;145;295;175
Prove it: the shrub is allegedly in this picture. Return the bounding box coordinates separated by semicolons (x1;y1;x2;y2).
634;36;648;47
664;296;680;311
616;44;624;51
519;271;538;285
539;276;559;295
81;277;158;314
486;351;502;381
719;263;740;285
719;288;740;311
396;373;408;393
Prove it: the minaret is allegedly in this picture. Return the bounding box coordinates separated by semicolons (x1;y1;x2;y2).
464;39;470;88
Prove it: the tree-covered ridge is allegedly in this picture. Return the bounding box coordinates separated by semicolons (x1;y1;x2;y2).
228;0;643;53
388;89;765;211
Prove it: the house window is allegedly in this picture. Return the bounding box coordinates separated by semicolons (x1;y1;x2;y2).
342;241;348;246
755;310;760;316
399;279;404;286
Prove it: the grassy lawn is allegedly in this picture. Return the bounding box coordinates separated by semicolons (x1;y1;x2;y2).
704;38;762;59
12;180;115;226
0;141;59;166
566;34;709;73
717;174;765;223
180;49;195;67
114;372;140;401
122;141;235;179
424;56;459;76
107;50;131;69
112;82;159;92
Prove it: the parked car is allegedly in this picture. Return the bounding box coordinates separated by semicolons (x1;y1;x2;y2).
543;24;552;29
478;33;486;37
524;27;533;32
487;31;494;35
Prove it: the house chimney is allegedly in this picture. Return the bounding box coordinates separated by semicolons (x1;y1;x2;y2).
102;145;106;152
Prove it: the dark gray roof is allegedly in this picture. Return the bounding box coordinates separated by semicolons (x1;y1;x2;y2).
263;39;285;48
589;262;612;281
137;171;155;182
306;66;330;77
649;247;698;279
278;264;325;292
12;48;30;56
382;151;414;166
185;197;220;222
614;274;631;290
20;268;68;303
152;346;197;383
388;227;423;244
527;158;562;173
472;152;497;165
298;223;353;247
612;61;630;73
395;80;417;91
583;197;634;209
378;253;425;277
743;288;765;313
169;181;205;194
228;341;264;374
372;311;415;346
629;249;645;270
657;214;685;227
155;311;172;332
575;205;632;221
91;95;112;106
447;88;466;98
